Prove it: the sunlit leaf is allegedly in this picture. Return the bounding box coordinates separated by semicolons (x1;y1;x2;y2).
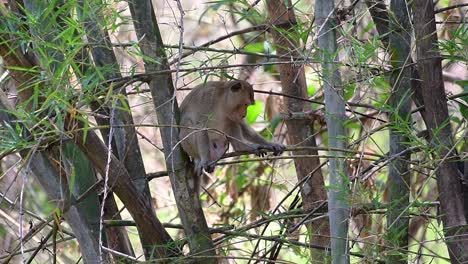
246;101;264;125
307;84;316;96
244;42;264;53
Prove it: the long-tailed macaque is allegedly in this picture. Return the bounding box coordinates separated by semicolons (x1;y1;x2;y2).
179;80;285;187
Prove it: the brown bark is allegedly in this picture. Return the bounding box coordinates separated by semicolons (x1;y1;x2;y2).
413;1;468;262
101;194;135;257
0;37;36;104
365;0;426;118
71;121;180;259
266;0;329;260
0;13;178;260
126;1;217;262
77;0;148;255
0;30;105;263
385;1;412;262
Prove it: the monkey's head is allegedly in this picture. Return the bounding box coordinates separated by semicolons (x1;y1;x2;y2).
224;80;255;122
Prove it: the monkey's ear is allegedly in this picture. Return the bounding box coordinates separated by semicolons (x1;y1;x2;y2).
228;81;243;92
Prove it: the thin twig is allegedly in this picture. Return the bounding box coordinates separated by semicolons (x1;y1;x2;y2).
25;230;53;264
167;23;278;65
435;3;468;13
98;102;116;260
0;236;76;260
101;246;142;262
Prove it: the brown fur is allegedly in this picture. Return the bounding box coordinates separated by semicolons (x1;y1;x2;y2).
179;80;285;191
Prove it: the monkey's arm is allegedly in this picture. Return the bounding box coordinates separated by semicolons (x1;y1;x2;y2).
229;121;285;156
240;121;271;144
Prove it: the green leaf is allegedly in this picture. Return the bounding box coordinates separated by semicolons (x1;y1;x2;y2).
459;82;468;118
307;84;316;96
344;83;356;100
371;76;391;91
244;42;264;53
362;21;376;35
439;0;450;7
68;165;76;198
455;80;468;88
0;225;6;237
246;101;264;124
236;174;248;189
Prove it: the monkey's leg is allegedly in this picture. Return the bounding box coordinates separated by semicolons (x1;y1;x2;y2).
194;130;216;175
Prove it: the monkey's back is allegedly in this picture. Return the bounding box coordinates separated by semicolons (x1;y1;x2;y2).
179;82;228;159
179;82;226;127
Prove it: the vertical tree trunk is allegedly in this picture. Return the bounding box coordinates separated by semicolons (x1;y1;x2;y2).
126;1;217;262
77;0;149;256
266;0;330;261
366;2;414;260
1;2;178;260
386;1;412;262
0;89;104;263
1;2;104;262
365;0;426;115
315;1;349;263
413;1;468;263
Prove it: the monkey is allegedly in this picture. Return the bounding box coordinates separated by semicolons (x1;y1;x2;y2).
179;80;286;189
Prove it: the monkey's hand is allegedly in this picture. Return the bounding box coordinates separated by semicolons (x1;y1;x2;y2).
251;144;269;157
267;143;286;156
194;159;216;176
251;143;286;157
252;143;286;157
